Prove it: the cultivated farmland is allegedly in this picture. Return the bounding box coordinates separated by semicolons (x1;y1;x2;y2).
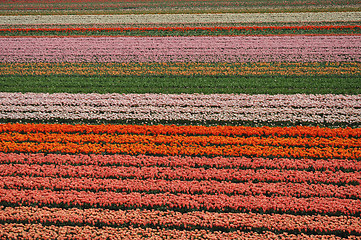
0;0;360;239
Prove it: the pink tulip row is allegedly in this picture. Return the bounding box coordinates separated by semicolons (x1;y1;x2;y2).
1;153;359;172
1;164;359;185
1;176;359;199
1;36;360;62
1;188;360;215
0;223;345;240
2;92;359;108
1;207;360;236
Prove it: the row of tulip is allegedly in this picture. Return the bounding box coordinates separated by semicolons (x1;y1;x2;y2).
1;106;359;125
3;23;358;31
2;131;359;148
1;207;359;236
2;110;359;126
1;62;360;76
2;0;358;12
3;0;359;12
1;164;359;185
7;105;359;116
1;153;359;172
1;123;360;138
1;35;360;63
2;176;359;199
2;141;359;159
2;188;360;215
5;104;359;114
3;93;359;108
2;25;359;32
0;223;345;240
1;25;359;37
1;12;360;25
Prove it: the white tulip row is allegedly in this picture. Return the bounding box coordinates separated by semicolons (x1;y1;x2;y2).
1;12;360;25
1;92;360;125
1;92;360;108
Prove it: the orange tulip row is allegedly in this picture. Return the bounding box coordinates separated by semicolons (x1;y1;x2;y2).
1;141;359;159
1;132;359;148
1;123;360;138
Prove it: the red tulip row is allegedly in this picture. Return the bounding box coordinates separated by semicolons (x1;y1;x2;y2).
1;207;359;236
0;223;342;240
1;189;360;215
1;164;359;185
1;123;359;138
1;153;359;172
2;176;359;199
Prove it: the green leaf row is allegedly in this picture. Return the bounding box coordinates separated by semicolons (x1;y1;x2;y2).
1;75;360;94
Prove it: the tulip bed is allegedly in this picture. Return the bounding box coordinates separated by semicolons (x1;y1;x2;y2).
2;25;361;36
1;0;360;13
0;0;361;239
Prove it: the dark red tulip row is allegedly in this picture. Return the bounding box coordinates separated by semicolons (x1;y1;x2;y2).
0;207;359;236
1;176;359;199
0;153;359;172
0;223;341;240
1;189;360;216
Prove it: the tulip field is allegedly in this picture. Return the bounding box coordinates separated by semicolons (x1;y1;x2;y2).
0;0;361;239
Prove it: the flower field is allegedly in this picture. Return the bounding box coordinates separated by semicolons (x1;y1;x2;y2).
0;0;361;239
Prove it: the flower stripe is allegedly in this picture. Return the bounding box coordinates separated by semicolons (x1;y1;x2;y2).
2;132;359;148
1;35;360;63
1;164;359;185
1;123;360;138
0;207;359;236
2;93;360;126
1;188;360;215
0;223;346;240
1;12;360;25
1;140;359;158
1;25;360;32
1;152;359;171
1;62;359;76
2;176;360;199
